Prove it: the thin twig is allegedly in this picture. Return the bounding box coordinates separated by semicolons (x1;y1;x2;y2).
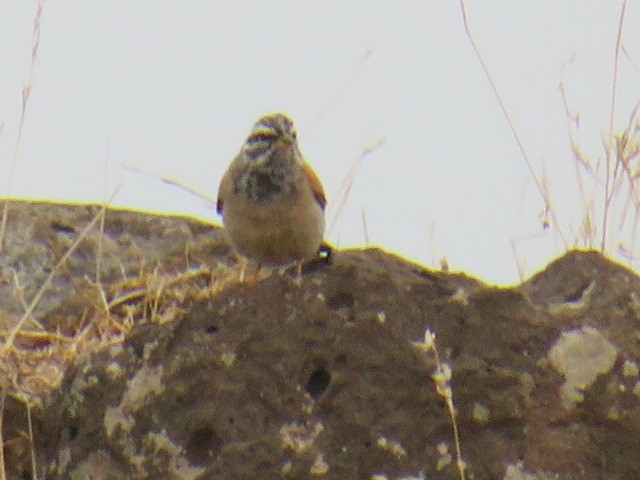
123;164;216;207
0;382;5;480
0;1;45;253
360;205;370;246
0;186;121;356
458;0;568;248
96;142;111;314
414;330;467;480
601;0;628;251
327;137;386;237
26;401;37;480
107;266;210;310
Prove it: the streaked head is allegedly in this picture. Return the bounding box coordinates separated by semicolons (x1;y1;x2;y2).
243;113;299;164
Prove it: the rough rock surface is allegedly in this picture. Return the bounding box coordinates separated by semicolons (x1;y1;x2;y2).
1;202;640;479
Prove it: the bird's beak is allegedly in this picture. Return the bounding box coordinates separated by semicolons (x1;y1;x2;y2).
275;136;294;150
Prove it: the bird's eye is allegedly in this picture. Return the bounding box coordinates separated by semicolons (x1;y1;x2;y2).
291;130;298;139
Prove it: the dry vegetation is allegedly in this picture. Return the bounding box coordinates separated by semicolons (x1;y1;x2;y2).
0;206;243;478
0;1;637;479
463;0;640;279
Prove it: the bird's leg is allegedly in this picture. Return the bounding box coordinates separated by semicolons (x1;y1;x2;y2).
291;261;304;287
248;263;262;284
237;257;249;282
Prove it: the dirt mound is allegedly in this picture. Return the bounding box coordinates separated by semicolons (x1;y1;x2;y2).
1;202;639;479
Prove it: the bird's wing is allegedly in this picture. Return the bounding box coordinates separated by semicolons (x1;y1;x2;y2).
302;162;327;210
216;167;235;215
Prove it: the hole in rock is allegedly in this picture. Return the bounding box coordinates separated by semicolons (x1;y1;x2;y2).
305;365;331;400
326;291;355;310
185;426;223;465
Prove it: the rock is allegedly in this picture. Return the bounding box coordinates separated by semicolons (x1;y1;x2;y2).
1;202;639;479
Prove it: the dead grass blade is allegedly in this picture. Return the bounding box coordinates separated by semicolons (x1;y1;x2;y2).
327;137;386;238
0;0;45;253
458;0;568;248
601;0;628;251
0;186;120;357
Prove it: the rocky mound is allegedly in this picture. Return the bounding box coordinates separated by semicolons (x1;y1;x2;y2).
0;201;639;479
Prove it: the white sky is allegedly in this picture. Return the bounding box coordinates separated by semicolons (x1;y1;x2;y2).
1;2;639;285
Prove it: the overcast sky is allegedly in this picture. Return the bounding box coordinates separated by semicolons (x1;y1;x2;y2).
1;2;639;284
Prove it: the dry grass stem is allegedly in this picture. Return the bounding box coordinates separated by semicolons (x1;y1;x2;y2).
0;0;45;253
601;0;628;251
0;383;5;480
327;136;386;237
414;330;467;480
0;200;110;356
95;148;111;315
26;402;37;480
459;0;567;249
361;205;370;246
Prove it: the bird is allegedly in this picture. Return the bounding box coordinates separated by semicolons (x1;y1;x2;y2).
216;112;327;281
